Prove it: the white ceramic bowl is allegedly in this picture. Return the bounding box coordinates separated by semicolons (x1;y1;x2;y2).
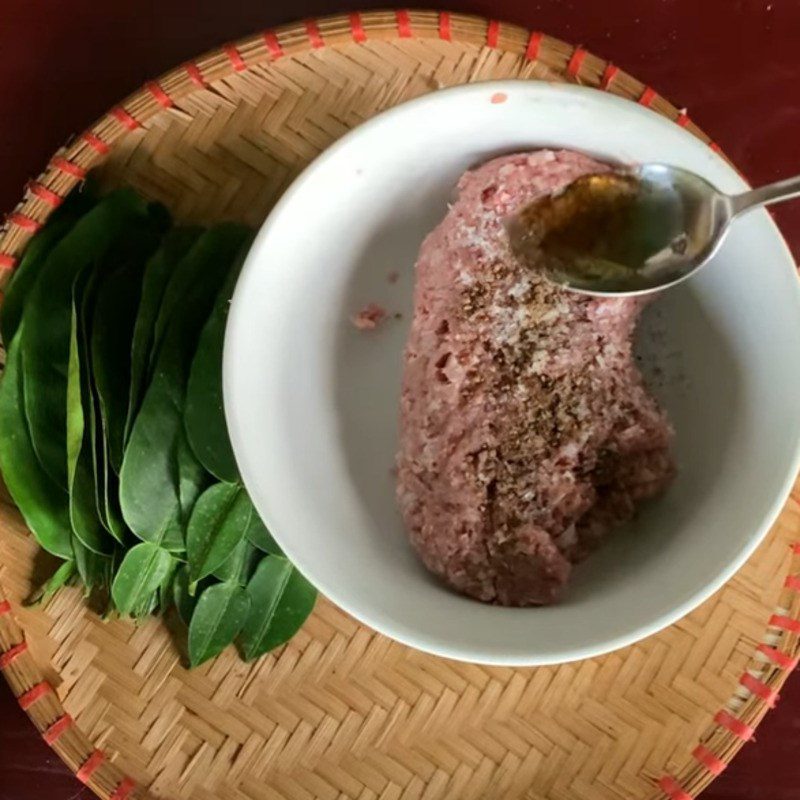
224;81;800;666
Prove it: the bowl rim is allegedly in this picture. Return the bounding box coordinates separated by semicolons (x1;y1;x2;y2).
224;78;800;666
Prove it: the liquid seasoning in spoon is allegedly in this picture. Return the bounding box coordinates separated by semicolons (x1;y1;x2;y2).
507;170;703;294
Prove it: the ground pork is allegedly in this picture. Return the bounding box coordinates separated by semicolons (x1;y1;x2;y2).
396;150;675;606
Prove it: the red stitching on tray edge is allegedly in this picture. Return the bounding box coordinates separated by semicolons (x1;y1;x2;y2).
110;107;140;130
0;641;28;669
396;10;412;38
305;19;324;48
740;672;780;707
692;744;726;776
439;11;451;41
146;81;174;109
223;43;247;71
8;213;42;233
76;750;106;785
263;30;285;57
567;47;587;77
486;19;500;48
18;681;53;709
81;132;110;155
715;710;754;741
639;86;657;107
785;574;800;591
348;13;366;43
758;644;798;670
50;157;86;179
184;62;206;87
27;182;62;208
770;614;800;633
43;714;73;745
525;31;544;61
658;775;693;800
601;64;619;89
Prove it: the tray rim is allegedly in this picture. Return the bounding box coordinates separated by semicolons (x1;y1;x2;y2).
0;9;798;800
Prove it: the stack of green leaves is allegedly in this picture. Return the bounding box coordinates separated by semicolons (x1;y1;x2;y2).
0;187;316;667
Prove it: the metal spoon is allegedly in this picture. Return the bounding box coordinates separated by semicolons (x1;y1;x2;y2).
507;165;800;296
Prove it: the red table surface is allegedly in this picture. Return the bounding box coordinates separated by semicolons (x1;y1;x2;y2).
1;2;799;799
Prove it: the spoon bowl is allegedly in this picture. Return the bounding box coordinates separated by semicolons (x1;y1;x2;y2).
508;163;800;296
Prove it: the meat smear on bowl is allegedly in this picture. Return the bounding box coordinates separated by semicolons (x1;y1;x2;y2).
396;150;675;606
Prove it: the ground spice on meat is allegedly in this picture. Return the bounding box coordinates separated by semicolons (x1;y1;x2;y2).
396;150;675;606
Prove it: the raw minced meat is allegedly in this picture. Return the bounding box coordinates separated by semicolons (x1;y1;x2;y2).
396;150;675;606
352;302;388;330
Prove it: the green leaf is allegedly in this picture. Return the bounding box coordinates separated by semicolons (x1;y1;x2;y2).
25;559;76;607
188;580;250;667
184;239;251;482
150;225;247;369
90;225;170;546
119;354;192;553
157;557;179;615
173;567;216;627
125;227;201;443
176;429;210;523
187;483;251;585
173;564;197;626
238;556;317;661
73;269;129;546
212;538;260;585
245;508;282;555
133;589;160;619
92;239;160;474
0;188;95;345
73;534;113;592
120;225;249;551
161;431;214;556
78;270;112;534
90;203;169;474
103;470;129;545
111;541;174;616
0;328;72;558
22;190;156;489
67;271;115;554
44;558;78;599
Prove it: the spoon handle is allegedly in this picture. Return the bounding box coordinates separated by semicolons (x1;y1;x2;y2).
730;174;800;217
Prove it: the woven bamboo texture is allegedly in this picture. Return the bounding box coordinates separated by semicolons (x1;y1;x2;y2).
0;10;799;800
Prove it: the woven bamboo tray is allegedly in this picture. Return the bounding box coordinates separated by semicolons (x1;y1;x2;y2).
0;10;799;800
